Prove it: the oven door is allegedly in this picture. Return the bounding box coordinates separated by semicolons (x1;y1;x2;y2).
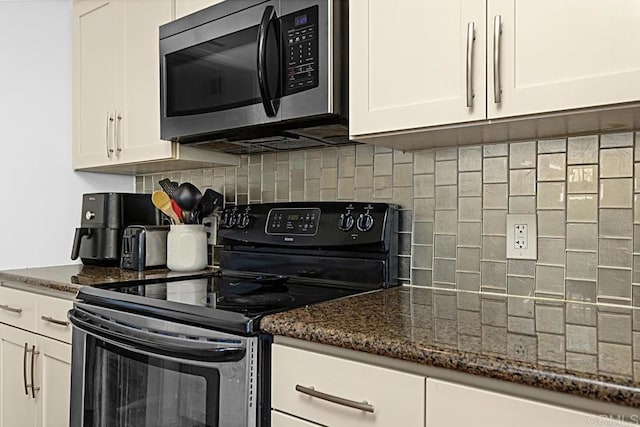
160;0;282;140
68;303;258;427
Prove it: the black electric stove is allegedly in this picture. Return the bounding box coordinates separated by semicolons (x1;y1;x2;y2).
75;201;399;335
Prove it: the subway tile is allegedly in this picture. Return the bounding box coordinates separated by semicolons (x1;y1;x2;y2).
482;236;506;261
412;245;433;269
509;196;537;214
566;223;598;251
373;175;392;198
537;333;566;364
458;146;482;172
598;312;633;345
635;195;640;223
535;265;565;295
458;222;482;246
537;210;566;238
600;178;633;208
434;235;457;258
509;141;537;169
398;233;412;255
600;147;633;178
566;353;597;373
483;144;508;158
459;172;482;196
599;209;632;238
567;165;598;194
393;187;413;210
507;276;535;317
413;174;434;198
566;325;597;354
635;256;640;284
435;160;457;185
290;190;304;201
354;166;373;189
566;194;597;222
458;311;482;336
537;153;566;181
434;210;457;234
598;267;632;299
567;135;599;165
535;305;565;334
482;299;508;327
338;145;356;158
634;332;640;361
398;256;411;279
413;149;435;174
483;184;508;209
304;179;320;200
566;251;597;280
482;325;508;355
373;153;393;176
481;261;507;289
537;238;565;266
355;144;374;166
435;185;458;210
459;197;482;221
599;343;633;377
337;177;354;200
413;222;434;245
433;258;456;283
507;259;536;277
507;316;536;336
399;210;413;232
457;247;481;272
305;157;322;180
509;169;536;196
634;164;640;192
483;157;508;183
414;198;435;221
457;271;481;291
457;292;481;311
566;302;597;326
601;132;634;148
482;210;507;235
537;182;565;210
434;148;456;161
599;238;632;268
538;139;566;154
393;163;413;187
566;280;597;303
355;188;374;202
411;269;432;287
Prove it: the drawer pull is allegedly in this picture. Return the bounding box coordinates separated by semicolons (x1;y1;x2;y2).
295;385;374;413
0;304;23;314
41;315;70;327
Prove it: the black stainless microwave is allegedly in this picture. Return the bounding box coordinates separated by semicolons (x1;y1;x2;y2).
159;0;349;153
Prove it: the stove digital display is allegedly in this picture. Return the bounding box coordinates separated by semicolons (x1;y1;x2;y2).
266;208;320;235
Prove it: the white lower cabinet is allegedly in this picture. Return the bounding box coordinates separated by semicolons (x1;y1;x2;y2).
271;344;426;427
271;411;320;427
0;285;73;427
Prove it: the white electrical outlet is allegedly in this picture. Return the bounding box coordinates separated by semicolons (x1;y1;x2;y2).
506;214;537;260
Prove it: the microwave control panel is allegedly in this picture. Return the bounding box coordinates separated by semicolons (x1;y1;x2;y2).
281;6;319;95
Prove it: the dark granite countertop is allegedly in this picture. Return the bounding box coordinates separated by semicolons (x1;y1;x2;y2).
0;264;217;294
261;286;640;408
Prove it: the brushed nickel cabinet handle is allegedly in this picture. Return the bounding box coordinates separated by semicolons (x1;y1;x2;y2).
0;304;23;314
106;112;114;158
23;343;29;395
295;385;374;413
29;345;40;399
493;15;502;103
115;112;122;156
466;21;476;108
41;315;70;327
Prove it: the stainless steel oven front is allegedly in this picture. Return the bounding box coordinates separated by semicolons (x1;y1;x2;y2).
68;302;258;427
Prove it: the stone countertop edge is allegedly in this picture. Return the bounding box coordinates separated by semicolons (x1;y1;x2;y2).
0;270;83;294
260;302;640;408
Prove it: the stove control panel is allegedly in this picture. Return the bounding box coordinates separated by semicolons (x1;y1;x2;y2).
266;208;320;235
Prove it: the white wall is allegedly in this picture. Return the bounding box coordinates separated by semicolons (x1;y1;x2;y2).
0;0;133;269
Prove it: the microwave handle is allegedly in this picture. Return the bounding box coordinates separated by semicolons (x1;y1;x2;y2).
257;5;279;117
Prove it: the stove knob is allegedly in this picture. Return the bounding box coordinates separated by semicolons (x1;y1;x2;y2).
222;211;237;229
356;213;374;232
338;213;354;232
237;213;252;229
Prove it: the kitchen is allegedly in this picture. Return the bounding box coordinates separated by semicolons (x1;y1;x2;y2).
1;0;640;426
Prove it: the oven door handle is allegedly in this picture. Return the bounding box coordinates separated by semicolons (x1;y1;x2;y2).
68;308;246;363
257;5;280;117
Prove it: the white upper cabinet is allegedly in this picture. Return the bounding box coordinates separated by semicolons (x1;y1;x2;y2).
350;0;486;136
489;0;640;119
175;0;225;19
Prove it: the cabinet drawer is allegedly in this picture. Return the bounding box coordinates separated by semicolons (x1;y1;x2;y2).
272;344;425;427
0;286;36;330
272;411;320;427
36;295;73;343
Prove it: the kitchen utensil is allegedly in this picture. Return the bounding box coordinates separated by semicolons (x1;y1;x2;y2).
170;199;183;222
158;179;179;199
190;189;223;224
174;182;202;211
151;191;181;224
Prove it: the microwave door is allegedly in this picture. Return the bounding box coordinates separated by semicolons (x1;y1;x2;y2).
160;1;282;141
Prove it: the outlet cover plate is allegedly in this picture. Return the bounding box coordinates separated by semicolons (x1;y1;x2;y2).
506;214;537;260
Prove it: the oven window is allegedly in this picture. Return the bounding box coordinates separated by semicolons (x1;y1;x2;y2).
83;336;220;427
165;26;262;117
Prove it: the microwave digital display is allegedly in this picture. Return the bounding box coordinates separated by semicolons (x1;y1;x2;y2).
295;15;307;26
282;6;319;96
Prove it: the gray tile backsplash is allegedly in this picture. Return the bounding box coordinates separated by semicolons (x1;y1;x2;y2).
137;131;640;308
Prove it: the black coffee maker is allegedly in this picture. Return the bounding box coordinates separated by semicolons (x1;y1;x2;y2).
71;193;159;266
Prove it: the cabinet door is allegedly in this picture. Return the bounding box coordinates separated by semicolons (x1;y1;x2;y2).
117;0;174;165
426;378;635;427
350;0;486;138
488;0;640;119
0;324;37;427
175;0;225;19
72;0;122;169
34;336;71;427
272;411;321;427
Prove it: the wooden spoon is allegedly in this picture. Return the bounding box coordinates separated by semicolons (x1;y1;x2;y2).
152;191;181;224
